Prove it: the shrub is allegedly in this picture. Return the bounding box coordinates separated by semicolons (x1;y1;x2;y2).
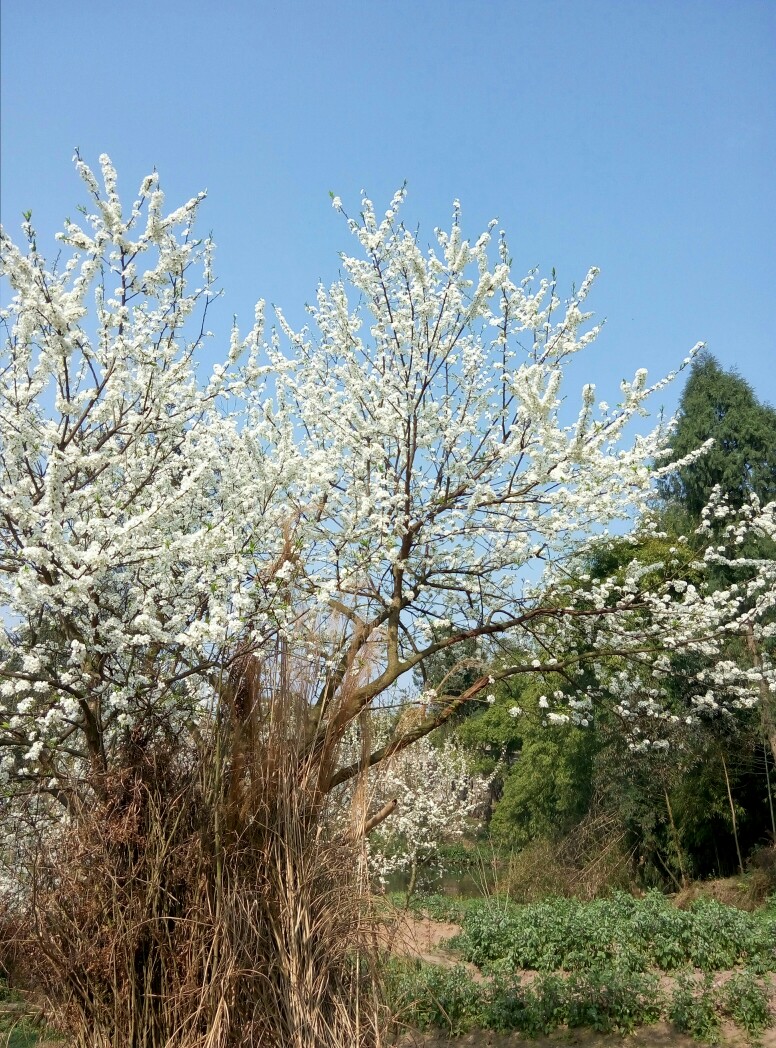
668;972;720;1042
451;891;776;974
384;960;484;1036
563;968;663;1034
721;970;773;1038
387;959;666;1038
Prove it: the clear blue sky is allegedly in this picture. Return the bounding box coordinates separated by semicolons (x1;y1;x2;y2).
2;0;774;418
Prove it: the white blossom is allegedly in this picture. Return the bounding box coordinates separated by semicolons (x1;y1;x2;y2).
1;156;772;819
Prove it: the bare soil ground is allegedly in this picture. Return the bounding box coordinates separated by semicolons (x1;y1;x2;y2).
380;912;481;978
397;1023;776;1047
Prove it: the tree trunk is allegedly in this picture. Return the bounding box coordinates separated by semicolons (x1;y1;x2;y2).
746;626;776;764
721;752;745;876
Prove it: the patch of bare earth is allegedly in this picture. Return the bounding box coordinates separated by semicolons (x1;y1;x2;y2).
397;1024;775;1047
379;912;481;977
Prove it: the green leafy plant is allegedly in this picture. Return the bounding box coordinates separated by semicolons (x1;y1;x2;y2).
668;972;720;1043
451;891;776;974
386;957;667;1038
563;968;663;1034
721;970;773;1038
384;960;484;1036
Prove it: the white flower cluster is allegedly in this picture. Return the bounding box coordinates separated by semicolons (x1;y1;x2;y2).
0;157;298;781
0;157;772;807
359;728;487;883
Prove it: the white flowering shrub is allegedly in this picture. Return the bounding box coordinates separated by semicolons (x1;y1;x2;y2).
367;734;483;886
344;722;489;887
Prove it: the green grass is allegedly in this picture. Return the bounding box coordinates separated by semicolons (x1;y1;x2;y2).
3;1027;42;1048
0;1009;43;1048
385;890;480;923
0;981;45;1048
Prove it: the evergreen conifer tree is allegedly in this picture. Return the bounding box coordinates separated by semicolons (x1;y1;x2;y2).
661;351;776;519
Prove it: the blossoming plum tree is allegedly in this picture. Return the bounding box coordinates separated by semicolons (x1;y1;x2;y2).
1;155;773;808
354;727;486;892
0;156;298;800
2;154;775;1047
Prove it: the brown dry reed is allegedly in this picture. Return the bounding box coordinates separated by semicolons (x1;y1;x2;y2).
504;808;634;903
7;647;387;1048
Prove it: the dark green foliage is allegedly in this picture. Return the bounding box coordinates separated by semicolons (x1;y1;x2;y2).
668;972;720;1041
476;971;535;1033
457;676;598;848
661;351;776;519
562;967;663;1033
592;705;775;885
721;970;774;1037
489;721;597;850
383;960;484;1036
455;693;523;777
385;960;664;1038
517;972;568;1035
385;949;773;1039
450;892;776;974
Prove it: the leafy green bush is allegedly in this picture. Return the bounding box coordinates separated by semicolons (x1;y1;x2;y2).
386;954;775;1040
484;968;663;1037
477;972;533;1033
451;891;776;973
383;959;484;1036
563;968;663;1033
668;972;720;1042
385;894;776;1041
721;970;773;1037
387;960;665;1038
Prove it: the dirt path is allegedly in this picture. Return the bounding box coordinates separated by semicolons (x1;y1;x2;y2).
398;1024;776;1047
379;912;481;975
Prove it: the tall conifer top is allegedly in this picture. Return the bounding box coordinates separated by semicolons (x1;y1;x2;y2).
662;351;776;519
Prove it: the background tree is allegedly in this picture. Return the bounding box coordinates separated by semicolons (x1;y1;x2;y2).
411;626;484;726
660;351;776;520
478;678;598;850
457;502;776;887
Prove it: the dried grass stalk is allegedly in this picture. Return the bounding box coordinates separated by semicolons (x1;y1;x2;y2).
8;651;387;1047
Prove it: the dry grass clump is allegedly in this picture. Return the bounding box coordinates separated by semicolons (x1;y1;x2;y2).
5;662;385;1048
747;842;776;901
504;811;633;903
674;844;776;912
0;894;23;990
